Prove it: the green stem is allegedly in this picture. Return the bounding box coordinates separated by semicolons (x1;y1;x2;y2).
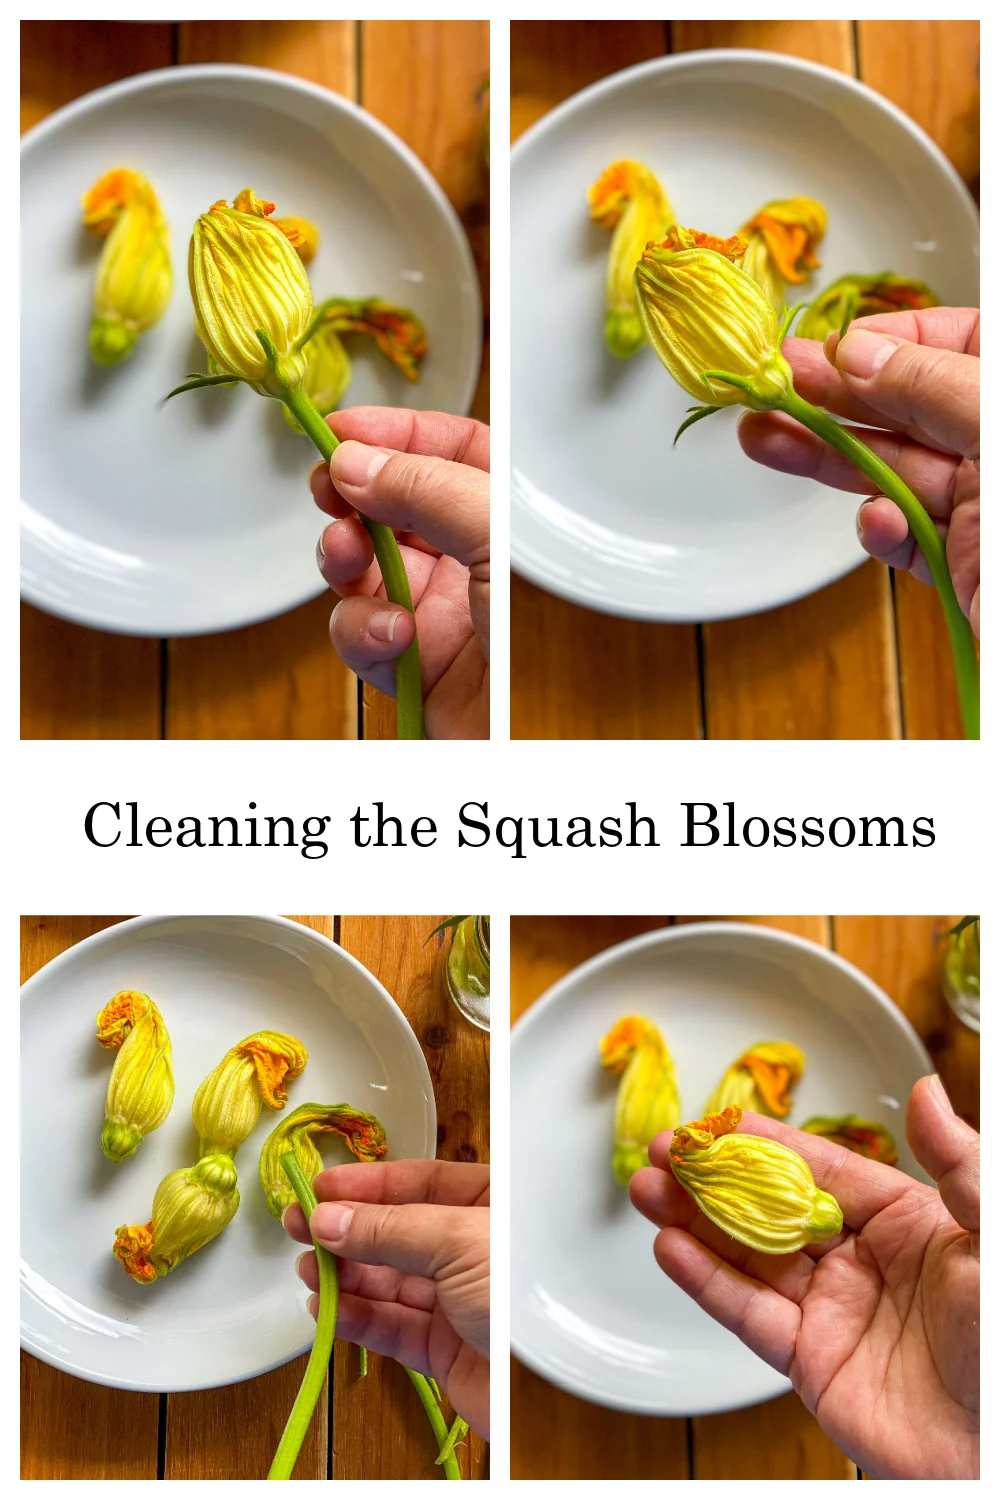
283;384;424;739
780;389;979;740
436;1415;470;1467
267;1154;338;1481
405;1368;463;1480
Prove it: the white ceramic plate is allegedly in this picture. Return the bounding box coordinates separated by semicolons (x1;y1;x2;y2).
511;51;979;620
21;65;482;635
21;915;436;1391
510;922;932;1415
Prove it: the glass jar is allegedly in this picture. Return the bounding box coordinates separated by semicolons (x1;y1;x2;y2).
940;916;979;1033
445;915;490;1031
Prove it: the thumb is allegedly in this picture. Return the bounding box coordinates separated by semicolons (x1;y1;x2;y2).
831;328;980;460
310;1198;474;1278
906;1074;980;1233
329;441;489;568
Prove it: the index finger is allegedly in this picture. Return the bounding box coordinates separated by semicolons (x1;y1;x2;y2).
648;1112;910;1231
328;406;490;472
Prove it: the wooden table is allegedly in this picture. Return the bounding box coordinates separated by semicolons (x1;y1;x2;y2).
510;20;979;740
510;913;979;1479
21;914;490;1480
20;20;489;742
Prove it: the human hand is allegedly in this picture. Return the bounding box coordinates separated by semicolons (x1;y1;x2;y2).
283;1159;490;1439
740;308;980;638
631;1076;979;1479
311;407;490;739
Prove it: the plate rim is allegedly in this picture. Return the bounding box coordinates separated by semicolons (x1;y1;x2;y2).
20;62;483;638
20;912;438;1392
510;919;933;1415
510;46;980;622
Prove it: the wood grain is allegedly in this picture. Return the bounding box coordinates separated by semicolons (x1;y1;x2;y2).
511;20;667;139
20;23;170;740
670;18;854;68
335;915;490;1479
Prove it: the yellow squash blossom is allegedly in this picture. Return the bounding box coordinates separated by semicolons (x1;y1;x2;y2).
259;1102;389;1219
705;1041;805;1119
634;227;795;414
114;1153;240;1283
188;188;313;395
82;167;171;366
96;990;174;1162
193;1030;309;1157
284;298;428;431
800;1114;899;1166
588;159;674;357
669;1106;843;1254
274;214;320;264
739;197;827;311
600;1015;681;1184
797;271;940;340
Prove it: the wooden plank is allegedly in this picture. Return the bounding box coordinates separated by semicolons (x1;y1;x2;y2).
509;22;705;742
702;563;901;739
166;22;358;742
20;23;169;740
671;21;899;741
21;916;160;1480
359;20;490;742
855;21;979;741
162;914;333;1481
334;915;489;1479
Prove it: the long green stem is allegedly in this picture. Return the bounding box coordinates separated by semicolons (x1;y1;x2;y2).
781;389;979;740
283;384;424;739
267;1154;338;1481
405;1368;463;1480
436;1415;470;1468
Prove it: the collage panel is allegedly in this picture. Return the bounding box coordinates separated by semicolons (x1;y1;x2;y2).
21;914;489;1479
510;19;979;740
510;914;979;1479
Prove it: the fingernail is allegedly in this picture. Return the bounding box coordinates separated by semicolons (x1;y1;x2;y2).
316;533;326;568
330;441;391;490
312;1202;354;1242
369;609;403;643
837;329;895;380
281;1205;294;1231
856;498;872;544
927;1073;953;1112
294;1251;309;1279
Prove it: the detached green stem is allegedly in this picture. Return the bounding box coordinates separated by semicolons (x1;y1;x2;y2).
267;1154;338;1481
405;1368;463;1480
780;389;979;740
282;384;424;739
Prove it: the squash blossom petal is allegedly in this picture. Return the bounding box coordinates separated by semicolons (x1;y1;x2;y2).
669;1106;843;1254
273;214;320;264
192;1030;308;1157
739;197;827;311
113;1153;240;1283
283;297;429;433
798;271;940;340
705;1041;805;1119
189;189;313;396
634;230;795;410
82;167;172;366
95;991;174;1162
600;1015;681;1185
801;1114;899;1166
259;1102;389;1219
588;160;674;358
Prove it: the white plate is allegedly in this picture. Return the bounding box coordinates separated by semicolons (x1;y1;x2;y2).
21;65;482;635
20;915;436;1391
511;51;979;620
510;922;932;1415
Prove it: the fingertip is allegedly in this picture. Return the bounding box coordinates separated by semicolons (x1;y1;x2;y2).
330;596;417;665
646;1129;675;1169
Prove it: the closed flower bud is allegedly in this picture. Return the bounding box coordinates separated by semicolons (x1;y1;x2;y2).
113;1153;240;1283
634;229;795;410
189;188;313;396
797;271;940;340
739;197;827;311
800;1114;898;1166
259;1102;389;1219
669;1106;843;1254
600;1015;681;1184
588;160;673;357
82;168;172;366
95;990;174;1162
192;1031;308;1157
705;1041;805;1119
